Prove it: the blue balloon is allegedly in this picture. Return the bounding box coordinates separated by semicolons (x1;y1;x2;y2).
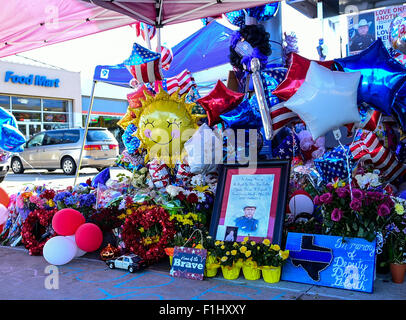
220;95;263;129
246;3;279;22
122;124;140;155
225;10;245;28
335;39;406;116
92;167;110;188
0;108;26;152
261;71;282;106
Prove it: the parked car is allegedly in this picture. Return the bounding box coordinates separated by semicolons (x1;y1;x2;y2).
106;254;147;273
10;127;119;175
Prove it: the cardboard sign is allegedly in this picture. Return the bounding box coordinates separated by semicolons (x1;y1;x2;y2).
170;246;207;281
281;232;377;293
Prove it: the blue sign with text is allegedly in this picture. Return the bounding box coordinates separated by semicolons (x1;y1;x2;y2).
281;232;376;293
170;246;207;281
4;71;60;88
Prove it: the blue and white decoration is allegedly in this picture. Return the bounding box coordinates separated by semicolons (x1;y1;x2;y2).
281;232;377;293
272;131;299;159
122;124;140;155
314;145;354;183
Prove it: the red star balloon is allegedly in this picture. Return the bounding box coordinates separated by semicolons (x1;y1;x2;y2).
272;53;334;101
197;80;244;126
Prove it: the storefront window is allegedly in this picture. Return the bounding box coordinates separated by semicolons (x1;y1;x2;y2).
13;111;41;122
43;123;69;131
43;113;67;122
43;99;68;112
0;96;10;110
12;97;41;111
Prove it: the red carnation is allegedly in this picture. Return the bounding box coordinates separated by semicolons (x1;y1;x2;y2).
187;193;198;204
177;192;186;201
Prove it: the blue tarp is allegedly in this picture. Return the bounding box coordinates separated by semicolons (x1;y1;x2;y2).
92;21;233;87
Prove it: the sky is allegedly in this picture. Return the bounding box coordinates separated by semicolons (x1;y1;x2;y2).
7;2;346;100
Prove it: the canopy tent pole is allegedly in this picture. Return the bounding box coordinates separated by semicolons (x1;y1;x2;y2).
74;80;97;186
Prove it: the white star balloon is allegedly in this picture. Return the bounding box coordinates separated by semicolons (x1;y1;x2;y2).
284;61;361;140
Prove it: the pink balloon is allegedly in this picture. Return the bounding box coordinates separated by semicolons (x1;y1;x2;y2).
0;204;8;226
52;208;85;236
75;223;103;252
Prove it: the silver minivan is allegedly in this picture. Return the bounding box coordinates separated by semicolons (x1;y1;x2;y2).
11;127;119;175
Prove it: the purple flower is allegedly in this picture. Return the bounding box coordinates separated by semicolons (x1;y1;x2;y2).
313;195;321;206
352;189;364;200
350;199;362;212
366;191;384;201
326;183;334;192
319;193;333;204
377;203;391;217
331;208;343;222
336;187;349;198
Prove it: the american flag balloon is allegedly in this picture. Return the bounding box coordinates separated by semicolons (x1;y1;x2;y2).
132;21;156;41
160;46;173;71
150;70;196;96
123;43;163;84
350;131;406;182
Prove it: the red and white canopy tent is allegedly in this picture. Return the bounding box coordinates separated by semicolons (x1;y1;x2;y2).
0;0;280;184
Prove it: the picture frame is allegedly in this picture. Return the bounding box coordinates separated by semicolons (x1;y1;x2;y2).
209;160;291;245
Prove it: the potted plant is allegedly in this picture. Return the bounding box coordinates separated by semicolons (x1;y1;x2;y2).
256;242;289;283
202;235;220;278
384;198;406;283
239;237;262;281
214;240;243;280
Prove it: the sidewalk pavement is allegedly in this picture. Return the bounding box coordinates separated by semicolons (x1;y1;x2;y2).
0;246;405;301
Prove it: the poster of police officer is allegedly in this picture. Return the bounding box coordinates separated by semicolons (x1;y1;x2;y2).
347;4;406;57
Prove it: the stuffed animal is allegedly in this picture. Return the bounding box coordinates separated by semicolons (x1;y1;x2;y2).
297;130;325;162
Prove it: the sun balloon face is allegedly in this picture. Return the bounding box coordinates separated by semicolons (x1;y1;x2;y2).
133;86;202;167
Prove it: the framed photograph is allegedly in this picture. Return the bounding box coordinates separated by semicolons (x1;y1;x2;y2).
209;160;291;245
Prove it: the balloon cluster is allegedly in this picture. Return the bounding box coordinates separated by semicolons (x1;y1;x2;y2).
43;209;103;265
224;3;279;27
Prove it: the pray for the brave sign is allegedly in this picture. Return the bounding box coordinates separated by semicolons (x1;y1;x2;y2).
170;246;207;281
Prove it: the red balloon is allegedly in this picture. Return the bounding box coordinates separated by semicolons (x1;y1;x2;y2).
75;223;103;252
0;187;10;208
127;85;149;109
272;53;334;101
197;80;244;126
52;208;85;236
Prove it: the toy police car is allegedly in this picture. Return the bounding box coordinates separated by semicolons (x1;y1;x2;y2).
106;254;147;273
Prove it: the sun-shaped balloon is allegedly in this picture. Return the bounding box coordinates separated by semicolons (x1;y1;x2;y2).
132;85;203;167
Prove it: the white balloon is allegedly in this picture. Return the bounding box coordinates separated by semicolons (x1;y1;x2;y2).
284;61;361;140
43;236;76;266
289;193;314;216
65;235;86;258
184;123;222;174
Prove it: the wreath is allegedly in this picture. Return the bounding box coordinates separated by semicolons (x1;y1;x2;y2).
121;203;176;265
21;208;57;256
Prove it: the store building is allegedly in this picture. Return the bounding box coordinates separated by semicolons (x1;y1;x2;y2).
0;58;83;139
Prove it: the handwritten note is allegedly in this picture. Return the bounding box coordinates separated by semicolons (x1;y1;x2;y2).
281;233;376;293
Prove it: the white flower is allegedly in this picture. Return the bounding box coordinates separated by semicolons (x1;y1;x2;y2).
191;174;204;186
166;185;181;197
196;192;206;202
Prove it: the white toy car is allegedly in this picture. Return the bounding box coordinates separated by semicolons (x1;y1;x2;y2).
106;254;146;273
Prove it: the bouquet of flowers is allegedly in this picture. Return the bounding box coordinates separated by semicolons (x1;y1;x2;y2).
383;197;406;264
212;240;243;268
255;240;290;268
315;177;393;241
53;185;96;219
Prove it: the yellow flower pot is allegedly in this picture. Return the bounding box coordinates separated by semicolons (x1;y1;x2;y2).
221;265;241;280
205;255;220;277
261;266;281;283
242;261;261;280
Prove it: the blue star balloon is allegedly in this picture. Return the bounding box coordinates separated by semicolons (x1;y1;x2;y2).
392;82;406;131
220;94;262;129
246;3;279;22
335;38;406;116
122;124;140;155
272;130;300;159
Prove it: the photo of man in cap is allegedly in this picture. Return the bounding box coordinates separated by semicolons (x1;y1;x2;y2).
234;205;259;233
349;18;375;52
